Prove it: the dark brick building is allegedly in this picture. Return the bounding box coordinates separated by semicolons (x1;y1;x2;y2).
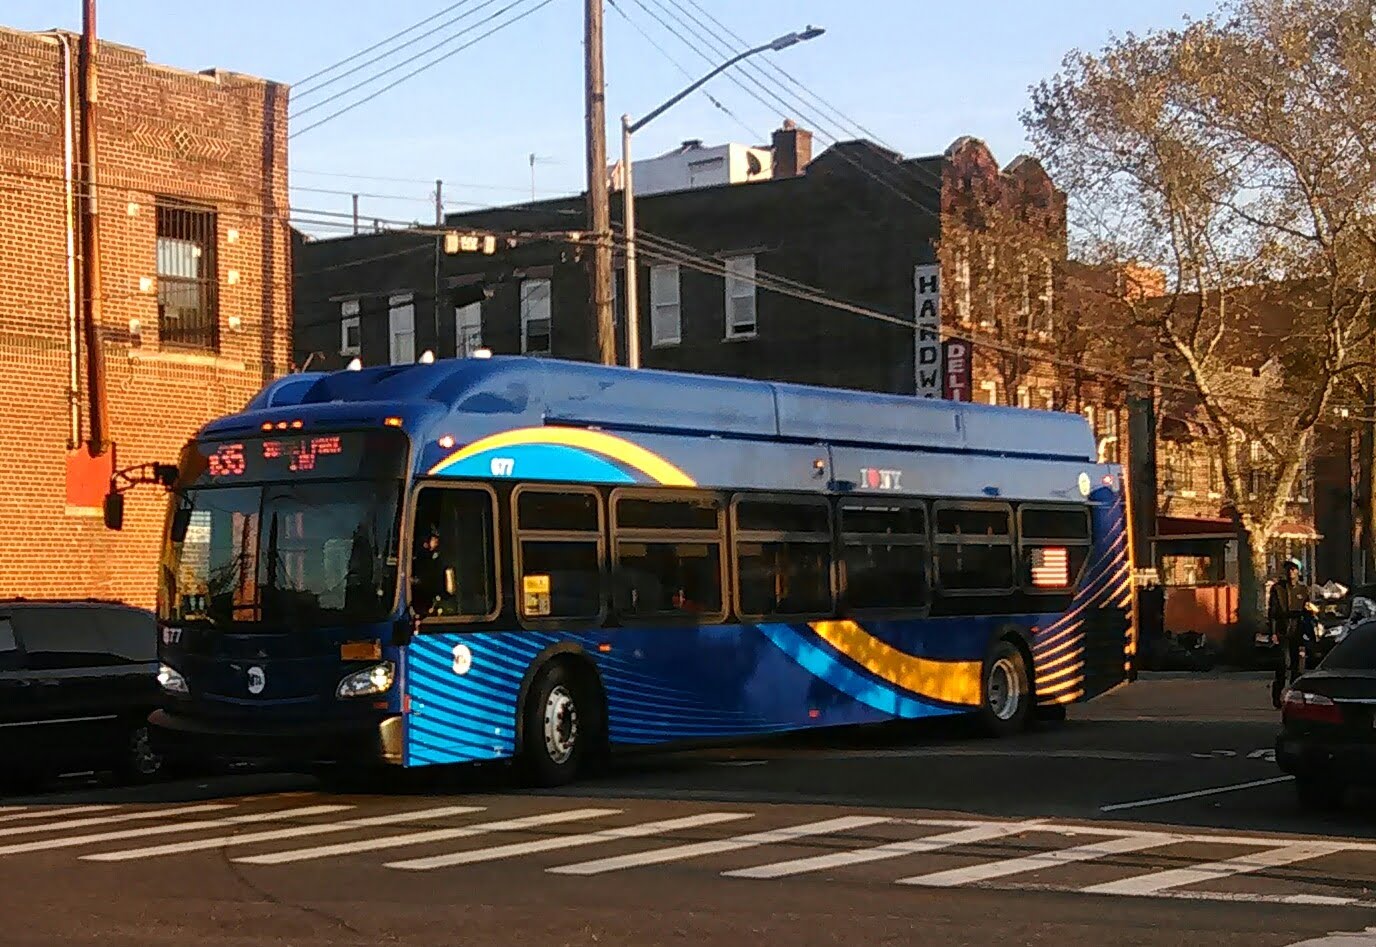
0;26;291;607
296;129;1123;421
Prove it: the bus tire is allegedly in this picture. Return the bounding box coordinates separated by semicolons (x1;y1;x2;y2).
979;639;1031;738
521;661;585;788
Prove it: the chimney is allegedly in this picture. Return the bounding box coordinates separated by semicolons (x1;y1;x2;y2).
772;120;813;178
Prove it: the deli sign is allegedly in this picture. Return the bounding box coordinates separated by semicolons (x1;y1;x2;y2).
942;338;972;401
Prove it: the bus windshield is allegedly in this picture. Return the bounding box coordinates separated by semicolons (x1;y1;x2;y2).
158;428;410;630
159;480;402;630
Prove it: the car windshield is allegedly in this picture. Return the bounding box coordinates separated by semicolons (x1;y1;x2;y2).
158;480;401;630
1321;621;1376;670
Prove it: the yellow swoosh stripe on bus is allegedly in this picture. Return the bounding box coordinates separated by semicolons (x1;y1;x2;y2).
428;427;697;486
810;620;983;707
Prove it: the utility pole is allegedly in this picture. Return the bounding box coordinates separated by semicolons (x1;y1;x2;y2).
584;0;615;365
433;179;443;358
79;0;110;455
351;194;359;234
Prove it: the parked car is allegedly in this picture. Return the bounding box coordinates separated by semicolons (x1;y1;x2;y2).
1274;615;1376;809
0;599;164;789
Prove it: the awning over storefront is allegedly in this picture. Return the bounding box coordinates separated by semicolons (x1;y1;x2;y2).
1151;515;1236;542
1271;520;1323;541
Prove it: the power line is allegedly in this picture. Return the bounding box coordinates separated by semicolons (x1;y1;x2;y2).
293;168;553;195
292;1;482;98
292;0;508;119
605;0;757;139
291;0;559;139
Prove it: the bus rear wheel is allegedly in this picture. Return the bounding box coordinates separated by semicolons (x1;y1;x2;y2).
521;662;585;788
979;640;1031;738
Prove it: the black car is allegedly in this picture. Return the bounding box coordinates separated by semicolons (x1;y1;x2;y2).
1275;617;1376;809
0;600;164;789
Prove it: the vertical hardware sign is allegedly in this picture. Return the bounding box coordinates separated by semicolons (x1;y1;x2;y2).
913;264;942;398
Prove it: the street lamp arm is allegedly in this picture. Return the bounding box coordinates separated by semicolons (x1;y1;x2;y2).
628;43;770;135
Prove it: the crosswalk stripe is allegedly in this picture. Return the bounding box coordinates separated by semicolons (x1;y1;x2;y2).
0;804;352;857
0;805;116;825
896;832;1179;887
548;815;890;876
81;805;487;862
724;820;1041;880
1082;842;1349;896
233;808;620;866
388;812;754;871
0;803;234;839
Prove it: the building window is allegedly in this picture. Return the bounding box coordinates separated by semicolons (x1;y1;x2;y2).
1017;386;1031;409
388;294;415;365
456;302;482;357
156;200;218;351
979;380;998;405
340;299;360;357
521;278;552;355
724;255;757;339
650;264;681;347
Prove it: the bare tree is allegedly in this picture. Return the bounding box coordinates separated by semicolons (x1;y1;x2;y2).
1026;0;1376;630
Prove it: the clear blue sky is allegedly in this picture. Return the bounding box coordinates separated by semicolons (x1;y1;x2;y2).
1;0;1217;232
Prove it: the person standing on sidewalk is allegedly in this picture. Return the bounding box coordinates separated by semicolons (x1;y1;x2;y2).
1269;558;1317;708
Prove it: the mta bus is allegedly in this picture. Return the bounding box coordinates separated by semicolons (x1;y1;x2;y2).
137;356;1136;786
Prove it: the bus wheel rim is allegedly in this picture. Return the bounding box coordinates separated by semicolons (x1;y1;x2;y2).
988;658;1022;721
543;685;579;765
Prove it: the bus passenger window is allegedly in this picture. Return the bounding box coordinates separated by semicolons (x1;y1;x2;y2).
933;503;1015;593
1019;505;1092;592
840;503;929;611
733;498;833;619
514;488;604;622
611;493;725;621
411;487;498;621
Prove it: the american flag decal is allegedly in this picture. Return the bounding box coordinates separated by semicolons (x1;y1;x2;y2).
1031;546;1070;587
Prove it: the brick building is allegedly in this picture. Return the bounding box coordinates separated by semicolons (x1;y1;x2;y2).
294;129;1127;465
0;26;290;607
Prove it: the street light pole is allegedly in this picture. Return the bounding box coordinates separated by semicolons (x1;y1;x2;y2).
621;26;823;369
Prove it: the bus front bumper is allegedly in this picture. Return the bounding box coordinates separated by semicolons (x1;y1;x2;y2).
148;709;405;768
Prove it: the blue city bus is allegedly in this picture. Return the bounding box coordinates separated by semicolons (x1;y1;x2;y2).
140;356;1136;786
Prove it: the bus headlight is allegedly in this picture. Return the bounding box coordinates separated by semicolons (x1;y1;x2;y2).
158;663;188;695
337;661;395;699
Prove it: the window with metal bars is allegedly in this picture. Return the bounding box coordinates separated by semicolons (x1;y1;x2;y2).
156;200;219;351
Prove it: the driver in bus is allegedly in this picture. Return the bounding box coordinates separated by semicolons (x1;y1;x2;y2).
410;524;454;618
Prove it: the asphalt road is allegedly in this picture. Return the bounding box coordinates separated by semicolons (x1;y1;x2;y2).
2;673;1374;947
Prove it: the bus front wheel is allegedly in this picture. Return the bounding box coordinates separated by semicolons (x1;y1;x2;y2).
979;640;1031;738
521;662;585;787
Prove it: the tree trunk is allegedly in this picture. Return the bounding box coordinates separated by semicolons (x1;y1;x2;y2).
1359;409;1375;583
1235;527;1269;662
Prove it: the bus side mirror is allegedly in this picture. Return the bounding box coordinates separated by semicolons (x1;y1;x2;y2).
103;494;124;531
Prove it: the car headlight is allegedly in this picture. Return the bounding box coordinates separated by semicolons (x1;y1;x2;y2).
157;663;188;695
336;661;394;699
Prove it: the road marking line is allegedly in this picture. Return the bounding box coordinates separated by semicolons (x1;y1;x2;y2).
0;803;236;838
0;805;116;824
896;832;1179;887
233;808;619;865
967;880;1376;910
81;805;486;862
1099;776;1294;812
725;820;1041;880
548;815;889;877
1083;842;1348;896
388;812;753;871
0;804;351;856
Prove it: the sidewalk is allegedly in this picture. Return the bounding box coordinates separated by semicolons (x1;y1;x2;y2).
1080;672;1280;724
